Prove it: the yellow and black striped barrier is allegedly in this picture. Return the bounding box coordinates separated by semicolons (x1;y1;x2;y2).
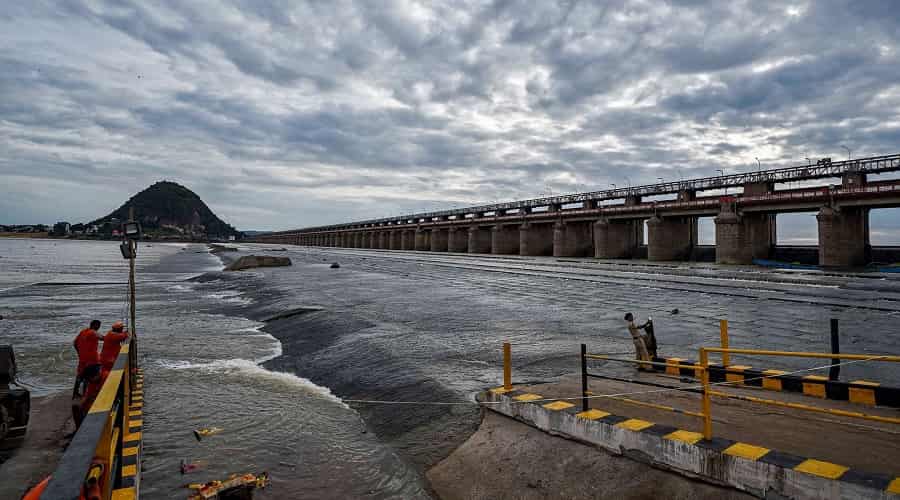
42;337;142;500
646;354;900;408
482;387;900;496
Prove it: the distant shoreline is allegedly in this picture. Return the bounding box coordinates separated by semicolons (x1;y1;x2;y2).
0;232;50;238
0;233;237;243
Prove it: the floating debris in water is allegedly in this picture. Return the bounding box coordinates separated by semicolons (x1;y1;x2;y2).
187;472;270;500
330;262;340;269
181;459;206;474
670;308;679;315
193;427;223;441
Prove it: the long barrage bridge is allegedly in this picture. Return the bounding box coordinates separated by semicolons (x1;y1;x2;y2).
252;153;900;268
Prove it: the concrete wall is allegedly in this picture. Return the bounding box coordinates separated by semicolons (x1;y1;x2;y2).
519;222;554;256
481;390;890;500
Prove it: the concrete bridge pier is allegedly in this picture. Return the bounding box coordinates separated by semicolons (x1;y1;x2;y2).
492;224;520;254
519;222;554;256
593;218;642;259
468;226;492;254
714;206;775;264
414;228;430;251
430;228;449;252
647;215;697;261
388;230;400;250
448;227;469;252
817;206;870;267
378;231;388;249
553;220;593;257
400;230;415;250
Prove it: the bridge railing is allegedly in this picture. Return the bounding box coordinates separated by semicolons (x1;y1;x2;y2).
291;153;900;232
42;336;139;500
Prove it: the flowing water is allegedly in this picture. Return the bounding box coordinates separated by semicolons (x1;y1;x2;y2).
0;239;428;499
1;239;899;499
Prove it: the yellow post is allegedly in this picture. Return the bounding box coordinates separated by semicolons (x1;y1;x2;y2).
503;343;511;391
700;348;712;440
719;319;730;367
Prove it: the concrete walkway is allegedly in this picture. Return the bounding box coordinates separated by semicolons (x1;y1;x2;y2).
0;393;73;499
515;371;900;476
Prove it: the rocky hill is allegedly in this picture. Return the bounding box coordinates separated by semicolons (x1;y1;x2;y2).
92;181;241;240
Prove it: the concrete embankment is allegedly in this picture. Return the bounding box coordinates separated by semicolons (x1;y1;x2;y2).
428;410;751;500
477;375;900;499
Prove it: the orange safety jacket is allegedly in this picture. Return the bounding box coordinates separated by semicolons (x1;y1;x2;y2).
74;328;100;376
100;330;128;372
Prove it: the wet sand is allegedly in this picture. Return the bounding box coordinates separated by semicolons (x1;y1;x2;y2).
428;411;752;500
0;393;73;499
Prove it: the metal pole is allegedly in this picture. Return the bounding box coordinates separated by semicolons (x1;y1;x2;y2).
503;343;511;391
128;207;137;376
829;319;840;381
719;319;730;367
700;348;712;439
581;344;589;412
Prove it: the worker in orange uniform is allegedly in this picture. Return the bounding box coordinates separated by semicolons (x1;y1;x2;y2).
100;321;129;377
72;320;102;426
71;363;102;428
74;320;102;379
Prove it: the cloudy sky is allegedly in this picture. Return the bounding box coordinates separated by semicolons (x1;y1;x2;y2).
2;1;900;239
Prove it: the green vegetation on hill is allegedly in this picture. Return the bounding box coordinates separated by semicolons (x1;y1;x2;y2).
92;181;241;240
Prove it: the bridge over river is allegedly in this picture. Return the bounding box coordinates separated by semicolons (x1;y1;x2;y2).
254;153;900;267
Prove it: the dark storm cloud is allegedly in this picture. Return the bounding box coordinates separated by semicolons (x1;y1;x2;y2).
2;0;900;232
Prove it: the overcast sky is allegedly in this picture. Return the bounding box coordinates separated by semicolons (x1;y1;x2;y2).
2;1;900;238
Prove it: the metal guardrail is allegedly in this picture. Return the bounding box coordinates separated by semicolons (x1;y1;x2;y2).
271;153;900;234
42;337;138;500
578;341;900;441
697;347;900;438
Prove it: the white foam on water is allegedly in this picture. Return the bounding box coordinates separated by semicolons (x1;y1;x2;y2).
155;333;343;408
203;290;253;305
250;333;283;363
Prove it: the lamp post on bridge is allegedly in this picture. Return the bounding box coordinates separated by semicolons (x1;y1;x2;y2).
841;145;851;160
755;157;761;172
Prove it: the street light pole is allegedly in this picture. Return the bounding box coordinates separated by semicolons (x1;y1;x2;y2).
755;157;761;172
841;145;851;160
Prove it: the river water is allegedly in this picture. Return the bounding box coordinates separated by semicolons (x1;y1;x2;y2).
1;239;899;498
